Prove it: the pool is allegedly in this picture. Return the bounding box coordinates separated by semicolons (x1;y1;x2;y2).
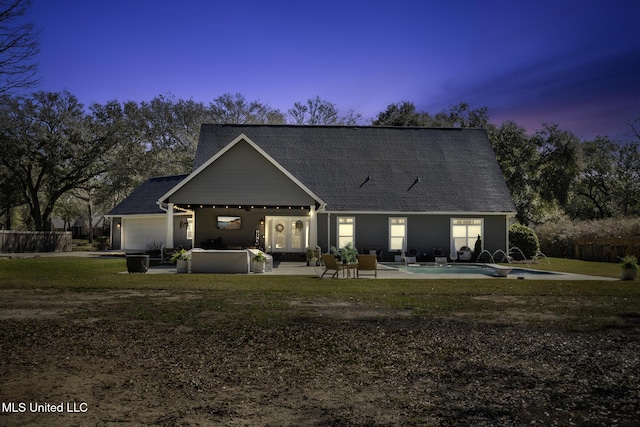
393;264;559;277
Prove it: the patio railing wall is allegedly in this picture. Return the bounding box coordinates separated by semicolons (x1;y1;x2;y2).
0;230;72;253
574;237;640;263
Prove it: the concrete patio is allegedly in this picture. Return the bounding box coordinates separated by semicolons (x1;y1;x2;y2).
140;260;614;281
0;251;617;280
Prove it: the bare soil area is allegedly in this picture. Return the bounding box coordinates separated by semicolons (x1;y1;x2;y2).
1;288;639;426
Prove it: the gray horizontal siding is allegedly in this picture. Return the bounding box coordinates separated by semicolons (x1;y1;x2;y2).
317;213;509;257
168;140;316;206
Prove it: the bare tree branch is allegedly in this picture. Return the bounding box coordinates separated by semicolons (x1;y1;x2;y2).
0;0;40;93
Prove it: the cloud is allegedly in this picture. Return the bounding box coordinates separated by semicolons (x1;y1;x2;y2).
422;47;640;139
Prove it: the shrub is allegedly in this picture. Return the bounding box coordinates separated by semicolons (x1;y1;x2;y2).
95;236;110;250
536;217;640;258
535;218;577;258
473;235;482;261
509;223;540;258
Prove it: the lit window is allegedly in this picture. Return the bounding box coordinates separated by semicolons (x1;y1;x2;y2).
337;217;355;248
451;218;482;251
389;217;407;251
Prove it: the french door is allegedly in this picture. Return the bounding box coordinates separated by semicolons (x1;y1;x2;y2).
269;217;308;252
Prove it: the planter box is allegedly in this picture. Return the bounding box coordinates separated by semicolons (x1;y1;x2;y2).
621;268;638;281
176;259;189;273
190;249;250;273
253;261;266;273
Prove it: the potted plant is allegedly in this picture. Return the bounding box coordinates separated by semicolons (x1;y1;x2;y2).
620;255;638;281
306;248;319;266
331;243;358;264
253;251;267;273
170;249;191;273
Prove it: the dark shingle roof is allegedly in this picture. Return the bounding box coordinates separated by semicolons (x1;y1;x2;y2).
193;125;516;213
107;175;188;215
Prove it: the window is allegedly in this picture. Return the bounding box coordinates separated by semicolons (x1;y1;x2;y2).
452;218;483;251
389;217;407;251
337;217;355;248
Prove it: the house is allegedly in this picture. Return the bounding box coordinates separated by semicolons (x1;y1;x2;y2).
107;125;516;260
107;174;191;251
52;215;107;239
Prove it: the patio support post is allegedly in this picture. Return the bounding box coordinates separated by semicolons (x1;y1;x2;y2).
505;214;509;252
166;202;174;248
309;205;317;249
326;212;331;254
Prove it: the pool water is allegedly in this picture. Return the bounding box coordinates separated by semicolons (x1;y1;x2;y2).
394;264;558;277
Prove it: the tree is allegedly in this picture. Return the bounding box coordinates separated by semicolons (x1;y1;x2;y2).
372;101;430;126
531;123;581;207
339;108;363;126
0;91;121;230
0;0;40;93
288;96;363;125
373;101;489;128
131;94;207;174
614;142;640;216
488;120;540;224
93;100;150;211
568;137;618;219
431;102;490;128
0;162;23;228
53;192;83;232
210;93;285;124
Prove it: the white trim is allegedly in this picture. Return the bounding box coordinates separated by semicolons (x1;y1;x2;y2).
505;218;510;253
165;202;174;248
267;215;309;253
336;216;356;249
308;205;317;249
451;217;484;252
158;133;325;206
112;218;122;250
388;217;407;252
326;212;331;253
105;213;191;219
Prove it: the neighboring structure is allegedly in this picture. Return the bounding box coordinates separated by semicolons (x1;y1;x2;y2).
52;215;107;239
107;125;516;259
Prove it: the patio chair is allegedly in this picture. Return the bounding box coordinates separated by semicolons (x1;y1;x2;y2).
457;246;473;261
161;247;175;264
403;248;418;264
368;249;381;260
357;254;377;278
435;257;448;266
432;248;445;258
320;254;346;278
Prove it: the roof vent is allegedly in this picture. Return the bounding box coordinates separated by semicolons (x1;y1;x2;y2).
359;175;372;188
407;176;420;191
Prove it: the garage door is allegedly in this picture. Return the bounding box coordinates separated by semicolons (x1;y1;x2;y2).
122;217;166;251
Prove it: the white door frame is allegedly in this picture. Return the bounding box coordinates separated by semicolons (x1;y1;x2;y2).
267;216;309;253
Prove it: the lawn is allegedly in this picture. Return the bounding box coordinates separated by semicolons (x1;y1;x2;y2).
517;256;623;278
0;255;638;426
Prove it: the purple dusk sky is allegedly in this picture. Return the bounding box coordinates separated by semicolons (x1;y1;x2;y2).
30;0;640;141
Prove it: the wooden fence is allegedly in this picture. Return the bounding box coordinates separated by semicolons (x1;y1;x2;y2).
0;230;72;253
574;237;640;263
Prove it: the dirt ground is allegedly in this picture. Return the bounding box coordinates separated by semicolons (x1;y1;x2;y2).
1;288;639;426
